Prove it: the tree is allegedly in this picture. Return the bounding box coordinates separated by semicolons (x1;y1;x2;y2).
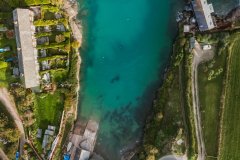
0;61;8;69
51;0;63;6
55;34;65;43
146;155;155;160
71;40;81;49
64;43;71;53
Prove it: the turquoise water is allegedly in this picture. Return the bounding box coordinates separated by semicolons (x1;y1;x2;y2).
76;0;238;159
77;0;181;159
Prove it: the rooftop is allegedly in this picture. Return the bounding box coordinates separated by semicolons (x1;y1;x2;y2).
192;0;215;31
79;150;90;160
13;8;40;89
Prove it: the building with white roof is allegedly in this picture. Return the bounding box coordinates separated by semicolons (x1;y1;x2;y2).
13;8;40;91
79;150;90;160
192;0;215;31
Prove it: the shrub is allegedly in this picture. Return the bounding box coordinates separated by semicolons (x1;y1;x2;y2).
38;55;67;62
0;61;8;69
34;18;66;26
55;34;65;43
37;41;68;49
24;0;51;6
41;5;60;13
71;40;81;49
35;32;52;38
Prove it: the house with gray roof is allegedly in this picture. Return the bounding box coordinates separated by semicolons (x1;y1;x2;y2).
192;0;215;31
13;9;40;91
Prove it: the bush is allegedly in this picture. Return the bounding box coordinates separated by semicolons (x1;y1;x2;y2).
24;0;51;6
37;41;67;49
34;18;66;26
0;61;8;69
55;34;65;43
35;32;52;38
41;5;60;13
63;31;71;38
71;40;81;49
38;55;67;62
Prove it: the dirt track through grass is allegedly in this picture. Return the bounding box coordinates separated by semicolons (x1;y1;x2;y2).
198;50;227;158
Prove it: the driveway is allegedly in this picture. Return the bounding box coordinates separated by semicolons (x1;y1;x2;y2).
191;41;214;160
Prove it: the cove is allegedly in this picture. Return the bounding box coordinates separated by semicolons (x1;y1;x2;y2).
77;0;183;159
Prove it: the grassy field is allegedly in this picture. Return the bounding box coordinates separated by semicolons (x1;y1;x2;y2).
219;37;240;159
35;91;64;130
198;47;227;159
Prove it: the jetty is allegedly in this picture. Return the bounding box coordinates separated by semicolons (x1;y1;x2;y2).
64;120;99;160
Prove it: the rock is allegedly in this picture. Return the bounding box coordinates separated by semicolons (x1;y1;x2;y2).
225;6;240;22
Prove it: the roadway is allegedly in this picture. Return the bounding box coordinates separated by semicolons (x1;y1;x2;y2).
191;40;214;160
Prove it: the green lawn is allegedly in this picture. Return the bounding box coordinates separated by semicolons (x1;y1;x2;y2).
35;91;64;130
219;37;240;160
198;49;227;158
0;67;7;86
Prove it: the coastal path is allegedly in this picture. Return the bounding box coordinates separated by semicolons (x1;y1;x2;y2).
0;148;9;160
0;88;25;157
191;40;214;160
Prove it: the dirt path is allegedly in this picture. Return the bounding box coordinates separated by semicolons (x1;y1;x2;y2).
0;88;25;156
192;41;214;160
179;64;190;156
0;148;9;160
159;154;188;160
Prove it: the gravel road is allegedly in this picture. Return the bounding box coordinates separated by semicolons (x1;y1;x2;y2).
192;41;214;160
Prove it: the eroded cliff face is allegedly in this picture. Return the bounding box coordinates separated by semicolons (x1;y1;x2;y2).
225;6;240;22
63;0;82;42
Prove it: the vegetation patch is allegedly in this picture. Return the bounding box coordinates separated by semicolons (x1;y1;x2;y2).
137;37;187;160
198;44;227;159
0;102;20;159
34;91;64;129
193;32;230;160
219;36;240;160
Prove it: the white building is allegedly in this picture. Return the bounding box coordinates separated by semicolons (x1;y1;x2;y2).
192;0;215;31
13;9;40;91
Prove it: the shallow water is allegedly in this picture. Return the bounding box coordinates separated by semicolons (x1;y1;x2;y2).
77;0;183;159
76;0;237;159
